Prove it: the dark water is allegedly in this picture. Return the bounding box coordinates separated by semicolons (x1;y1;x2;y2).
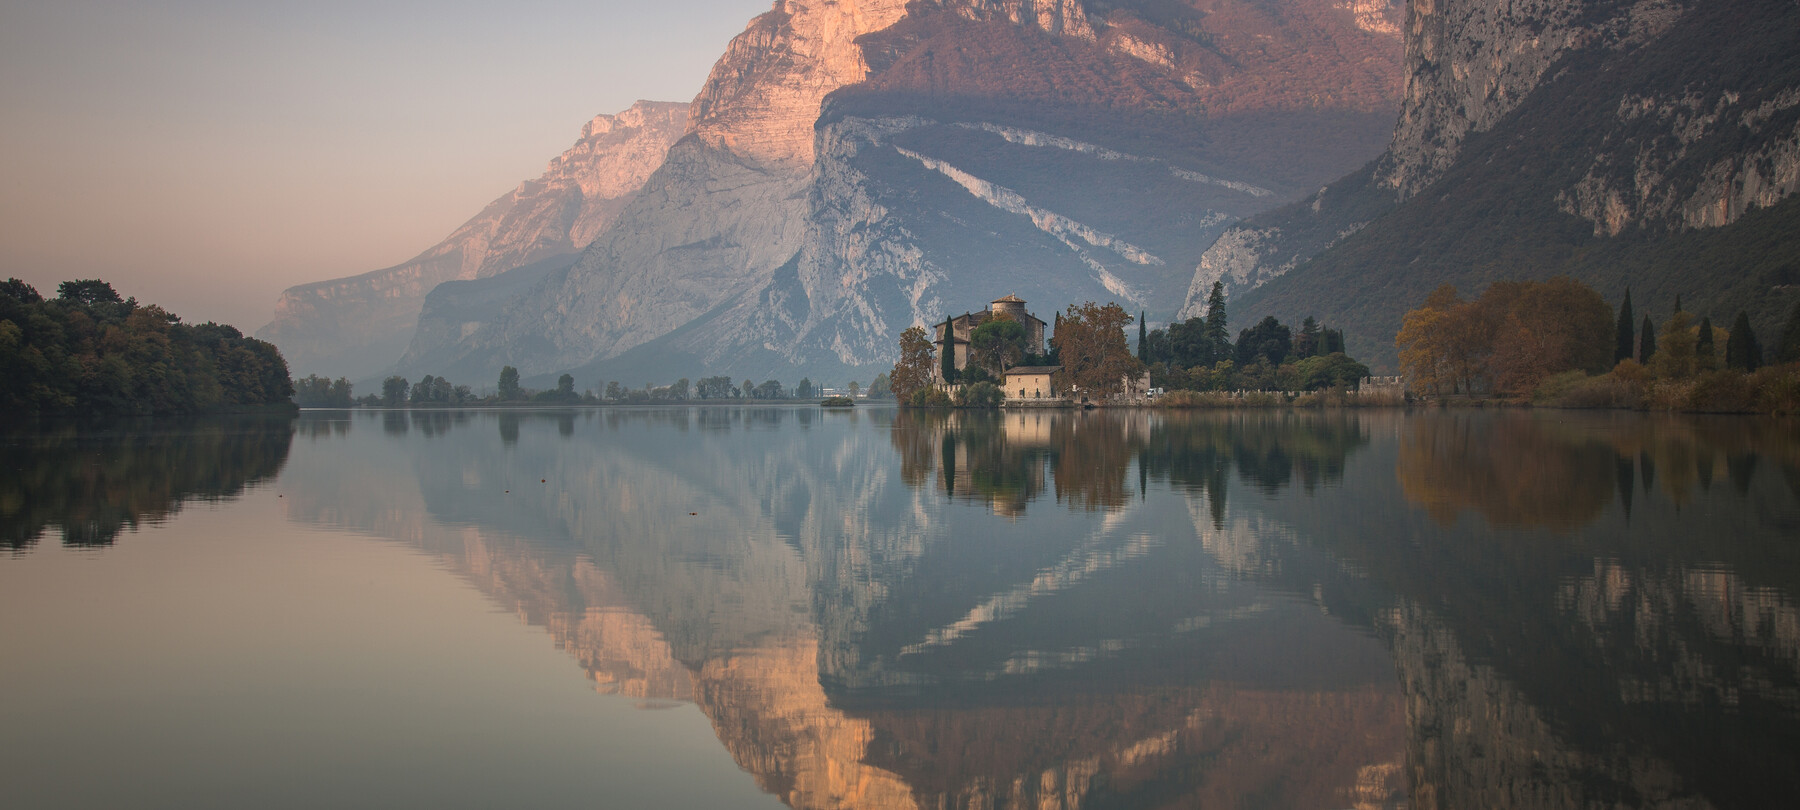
2;408;1797;809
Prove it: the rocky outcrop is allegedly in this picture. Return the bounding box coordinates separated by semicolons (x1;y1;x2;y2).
257;100;687;380
1186;0;1800;364
433;0;1407;385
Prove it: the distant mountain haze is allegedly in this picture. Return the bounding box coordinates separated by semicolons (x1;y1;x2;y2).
277;0;1407;387
258;101;690;381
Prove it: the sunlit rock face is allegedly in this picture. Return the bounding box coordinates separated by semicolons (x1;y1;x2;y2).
257;101;688;381
411;0;1406;385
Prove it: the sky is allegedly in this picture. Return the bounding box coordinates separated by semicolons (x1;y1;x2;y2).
0;0;771;331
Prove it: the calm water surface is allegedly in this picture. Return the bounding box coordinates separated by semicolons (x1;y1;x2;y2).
2;407;1796;809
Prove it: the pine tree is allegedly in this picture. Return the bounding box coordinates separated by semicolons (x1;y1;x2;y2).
1639;315;1656;364
1203;282;1229;361
1727;311;1760;371
1615;288;1634;364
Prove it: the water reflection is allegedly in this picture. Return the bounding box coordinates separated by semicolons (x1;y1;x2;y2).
14;407;1796;808
0;415;293;549
268;407;1800;808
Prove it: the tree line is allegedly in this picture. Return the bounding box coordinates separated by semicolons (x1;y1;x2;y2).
1;278;293;416
1396;276;1800;412
890;284;1373;408
312;366;897;408
1140;282;1368;394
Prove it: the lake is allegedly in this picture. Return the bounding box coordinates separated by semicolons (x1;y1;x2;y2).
2;407;1797;809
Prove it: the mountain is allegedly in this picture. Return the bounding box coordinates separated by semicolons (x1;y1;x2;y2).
398;0;1407;387
257;100;689;381
1183;0;1800;368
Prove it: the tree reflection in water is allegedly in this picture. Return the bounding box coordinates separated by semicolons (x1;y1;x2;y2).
0;415;295;550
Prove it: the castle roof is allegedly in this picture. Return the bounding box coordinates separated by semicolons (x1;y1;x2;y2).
992;294;1026;304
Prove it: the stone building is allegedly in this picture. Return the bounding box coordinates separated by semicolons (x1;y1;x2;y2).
933;294;1049;381
1002;366;1062;401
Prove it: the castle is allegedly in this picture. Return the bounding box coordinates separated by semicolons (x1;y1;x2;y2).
932;294;1048;380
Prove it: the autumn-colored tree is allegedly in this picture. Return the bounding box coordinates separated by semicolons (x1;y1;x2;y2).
1483;277;1615;395
1650;310;1697;379
890;325;936;402
1051;302;1144;399
1396;285;1490;395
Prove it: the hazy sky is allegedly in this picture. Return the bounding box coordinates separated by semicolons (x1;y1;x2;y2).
0;0;771;331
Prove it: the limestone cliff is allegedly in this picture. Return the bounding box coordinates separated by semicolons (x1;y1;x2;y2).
257;100;687;380
1183;0;1800;363
418;0;1406;385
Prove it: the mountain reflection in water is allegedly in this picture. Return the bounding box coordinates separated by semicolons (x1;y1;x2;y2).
10;407;1795;809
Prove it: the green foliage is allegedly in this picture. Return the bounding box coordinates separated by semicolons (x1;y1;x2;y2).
0;278;293;416
1;417;294;550
907;387;953;408
953;381;1004;408
293;375;354;407
1639;315;1657;364
820;396;855;407
497;366;522;400
969;317;1028;374
795;377;813;399
867;372;892;399
1235;316;1292;367
1290;353;1370;390
382;376;409;406
1614;289;1635;364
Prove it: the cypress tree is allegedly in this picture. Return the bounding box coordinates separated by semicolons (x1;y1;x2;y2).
940;318;957;383
1138;312;1148;362
1614;289;1634;364
1780;301;1800;363
1727;311;1760;371
1673;294;1683;313
1639;315;1656;364
1696;315;1716;369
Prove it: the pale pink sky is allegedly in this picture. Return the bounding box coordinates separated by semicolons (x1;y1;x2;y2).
0;0;769;331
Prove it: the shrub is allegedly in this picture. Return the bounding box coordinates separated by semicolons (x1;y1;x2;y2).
1683;370;1758;413
907;387;953;408
1752;363;1800;414
1532;370;1590;405
954;382;1003;408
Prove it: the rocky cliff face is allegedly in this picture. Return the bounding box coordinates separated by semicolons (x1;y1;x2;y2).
1183;0;1800;360
407;0;1405;385
257;100;687;381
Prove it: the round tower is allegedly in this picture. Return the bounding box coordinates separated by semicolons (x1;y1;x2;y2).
990;293;1027;322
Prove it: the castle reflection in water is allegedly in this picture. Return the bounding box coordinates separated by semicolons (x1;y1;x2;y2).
21;406;1793;809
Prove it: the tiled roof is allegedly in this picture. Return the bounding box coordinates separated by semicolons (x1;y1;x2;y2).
1003;365;1061;375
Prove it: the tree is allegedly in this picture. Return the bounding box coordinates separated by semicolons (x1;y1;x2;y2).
604;381;624;400
868;372;892;399
740;379;754;399
1726;311;1761;371
1639;315;1656;364
558;374;575;396
1137;313;1148;362
1203;282;1230;361
1779;301;1800;363
1651;310;1696;379
753;379;784;399
0;278;41;303
1615;288;1635;363
1051;302;1144;399
969;318;1028;374
848;380;861;398
669;378;690;400
56;279;123;305
1235;316;1292;367
891;325;936;401
1395;284;1494;395
382;376;409;407
498;366;521;400
1296;316;1321;358
1696;316;1718;371
1484;277;1614;394
795;377;813;399
939;318;957;383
